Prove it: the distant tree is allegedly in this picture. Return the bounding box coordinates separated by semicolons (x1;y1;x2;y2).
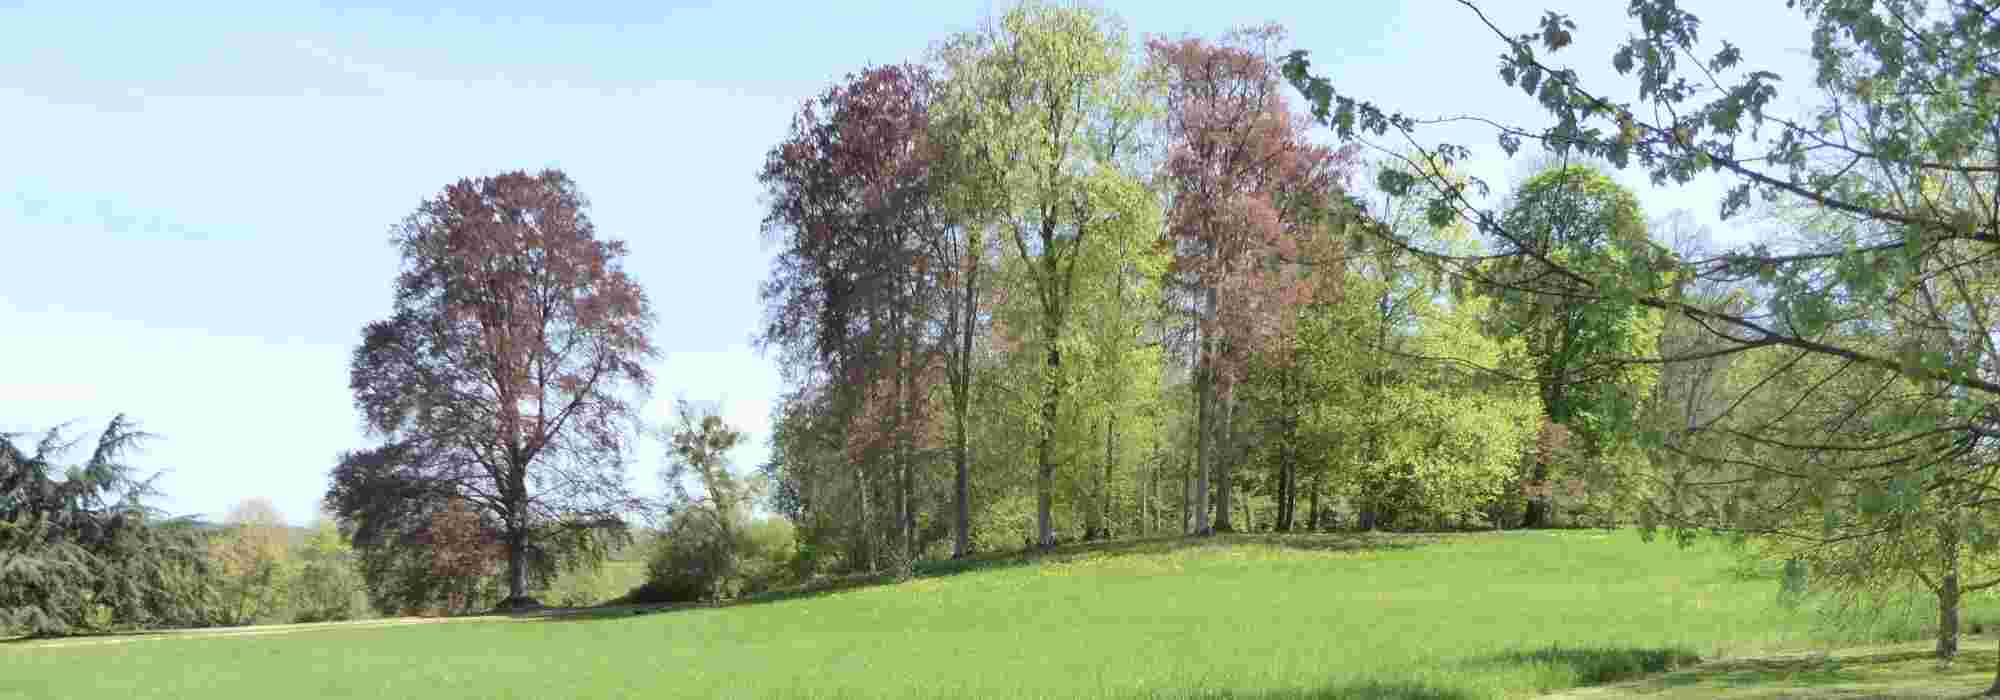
208;497;293;625
660;399;759;598
289;515;369;622
1484;163;1662;528
0;415;220;636
346;169;655;610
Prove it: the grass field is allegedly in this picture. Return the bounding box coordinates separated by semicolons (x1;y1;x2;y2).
7;530;1995;699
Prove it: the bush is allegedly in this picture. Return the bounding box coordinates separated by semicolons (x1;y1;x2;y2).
289;519;371;623
625;515;799;604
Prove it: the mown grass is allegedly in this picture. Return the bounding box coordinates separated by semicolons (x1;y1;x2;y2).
5;530;1995;699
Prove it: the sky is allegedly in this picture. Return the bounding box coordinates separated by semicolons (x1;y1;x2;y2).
0;1;1819;525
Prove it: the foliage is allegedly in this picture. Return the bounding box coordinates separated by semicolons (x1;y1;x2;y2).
1281;0;2000;678
0;416;223;636
931;0;1155;547
207;498;295;625
344;169;654;607
1484;163;1664;527
638;399;768;602
288;517;370;623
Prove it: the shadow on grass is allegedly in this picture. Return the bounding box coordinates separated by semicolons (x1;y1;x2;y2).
1644;648;1941;692
918;531;1446;578
1132;679;1479;699
525;531;1445;625
1463;645;1704;685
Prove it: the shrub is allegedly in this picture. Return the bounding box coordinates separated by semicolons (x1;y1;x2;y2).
289;519;371;623
626;515;799;604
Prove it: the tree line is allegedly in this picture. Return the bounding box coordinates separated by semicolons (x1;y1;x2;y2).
11;4;2000;690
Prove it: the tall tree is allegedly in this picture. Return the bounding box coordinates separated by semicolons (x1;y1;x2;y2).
346;169;655;610
1486;163;1661;528
935;1;1154;548
1152;24;1353;533
758;63;949;567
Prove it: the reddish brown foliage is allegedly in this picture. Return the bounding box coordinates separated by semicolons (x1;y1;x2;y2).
424;499;502;613
349;169;655;604
1151;25;1358;387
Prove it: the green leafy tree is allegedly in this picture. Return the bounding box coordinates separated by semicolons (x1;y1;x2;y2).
1485;163;1663;527
659;399;761;598
289;515;370;622
932;1;1156;548
208;497;294;625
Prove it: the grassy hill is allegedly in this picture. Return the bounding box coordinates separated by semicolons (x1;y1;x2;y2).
6;530;1993;699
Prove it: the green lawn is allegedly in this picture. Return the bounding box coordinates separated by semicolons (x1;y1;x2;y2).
5;530;1992;699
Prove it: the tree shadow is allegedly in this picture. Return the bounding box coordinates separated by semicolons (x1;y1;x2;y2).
1461;645;1703;685
1124;679;1480;699
916;531;1444;578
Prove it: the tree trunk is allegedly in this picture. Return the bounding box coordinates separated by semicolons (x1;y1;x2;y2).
1308;468;1322;531
1986;637;2000;696
953;409;971;558
1942;520;1965;660
897;326;916;562
1181;455;1193;535
1213;386;1236;533
856;467;873;572
951;227;981;560
1193;349;1213;536
1522;450;1552;529
1941;571;1962;660
1036;330;1060;549
1277;421;1296;532
498;472;537;610
1103;416;1116;540
1083;420;1106;542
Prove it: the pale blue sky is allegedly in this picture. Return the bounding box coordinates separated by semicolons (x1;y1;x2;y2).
1;1;1813;524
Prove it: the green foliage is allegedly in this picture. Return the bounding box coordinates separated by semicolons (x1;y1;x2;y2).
288;518;371;623
1;416;227;636
629;516;797;605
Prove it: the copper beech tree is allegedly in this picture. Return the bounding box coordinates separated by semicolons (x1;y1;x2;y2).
758;64;952;566
1153;25;1355;533
345;169;656;610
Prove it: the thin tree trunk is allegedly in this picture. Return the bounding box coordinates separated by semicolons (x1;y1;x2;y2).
953;406;970;558
1193;346;1212;536
1103;416;1116;540
1213;385;1236;533
951;228;981;560
856;467;872;572
1181;455;1192;535
1942;520;1964;660
1308;468;1322;531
